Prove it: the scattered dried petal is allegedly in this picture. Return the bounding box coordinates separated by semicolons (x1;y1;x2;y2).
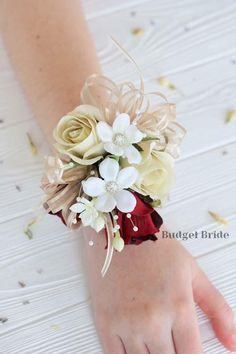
26;132;38;155
131;27;145;36
225;110;236;124
24;218;38;240
158;76;176;90
22;300;30;305
0;317;8;324
51;324;60;331
24;228;33;240
18;281;26;288
208;211;228;225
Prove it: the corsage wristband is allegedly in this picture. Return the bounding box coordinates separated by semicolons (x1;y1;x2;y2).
41;69;185;275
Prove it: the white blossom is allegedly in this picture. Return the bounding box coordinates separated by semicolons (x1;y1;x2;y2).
82;157;138;213
96;113;145;164
70;197;105;232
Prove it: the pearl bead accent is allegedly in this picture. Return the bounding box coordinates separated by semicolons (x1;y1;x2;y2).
88;240;94;246
113;224;120;232
133;226;139;232
126;213;131;218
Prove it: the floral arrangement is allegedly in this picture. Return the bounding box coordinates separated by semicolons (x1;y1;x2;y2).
41;74;185;275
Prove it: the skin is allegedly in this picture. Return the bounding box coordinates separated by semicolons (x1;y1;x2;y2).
1;1;235;353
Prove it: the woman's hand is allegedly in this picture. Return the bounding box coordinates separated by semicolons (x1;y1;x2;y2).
83;227;236;354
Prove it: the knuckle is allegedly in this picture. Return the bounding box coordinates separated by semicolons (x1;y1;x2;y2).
142;302;160;324
174;296;190;316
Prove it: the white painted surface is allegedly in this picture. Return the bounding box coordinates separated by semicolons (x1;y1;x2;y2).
0;0;236;353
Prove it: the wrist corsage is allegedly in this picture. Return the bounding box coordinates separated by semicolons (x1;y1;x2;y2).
41;70;185;275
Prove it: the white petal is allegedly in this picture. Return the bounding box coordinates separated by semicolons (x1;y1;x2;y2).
115;190;137;213
104;142;124;156
113;113;130;133
80;210;94;226
93;216;105;232
99;157;119;181
124;145;141;164
95;193;116;212
96;121;113;142
80;197;92;206
70;202;86;213
126;125;145;143
117;167;138;189
82;177;105;197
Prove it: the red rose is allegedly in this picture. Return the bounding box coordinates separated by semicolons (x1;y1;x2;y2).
50;192;163;247
117;192;163;245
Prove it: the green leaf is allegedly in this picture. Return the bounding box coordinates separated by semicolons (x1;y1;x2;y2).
149;199;161;208
138;195;161;208
107;155;120;161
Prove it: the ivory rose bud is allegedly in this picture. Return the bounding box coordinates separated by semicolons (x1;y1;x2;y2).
53;105;104;165
122;141;175;200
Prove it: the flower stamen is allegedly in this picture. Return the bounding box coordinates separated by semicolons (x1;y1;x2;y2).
112;133;128;147
105;181;119;193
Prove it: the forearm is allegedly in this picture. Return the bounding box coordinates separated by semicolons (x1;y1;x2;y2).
0;0;101;143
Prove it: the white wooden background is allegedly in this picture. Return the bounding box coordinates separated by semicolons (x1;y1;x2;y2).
0;0;236;353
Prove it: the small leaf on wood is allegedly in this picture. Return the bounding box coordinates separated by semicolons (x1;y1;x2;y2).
225;110;236;124
158;76;176;90
0;317;8;324
24;218;37;240
26;132;38;155
51;324;60;331
208;211;228;225
131;27;145;36
18;281;26;288
22;300;30;305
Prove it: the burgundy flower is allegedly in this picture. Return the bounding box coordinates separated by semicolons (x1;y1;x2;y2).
117;192;163;245
50;192;163;247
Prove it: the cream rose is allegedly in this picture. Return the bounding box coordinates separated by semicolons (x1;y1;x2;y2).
53;105;104;165
122;141;175;200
